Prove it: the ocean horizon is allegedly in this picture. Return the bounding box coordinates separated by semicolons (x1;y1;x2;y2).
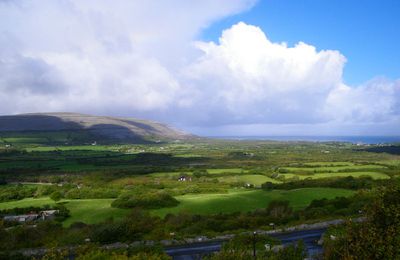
208;136;400;144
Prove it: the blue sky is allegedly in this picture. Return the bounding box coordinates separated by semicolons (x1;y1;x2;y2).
203;0;400;86
0;0;399;136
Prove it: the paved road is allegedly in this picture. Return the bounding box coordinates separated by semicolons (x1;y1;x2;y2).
165;228;326;260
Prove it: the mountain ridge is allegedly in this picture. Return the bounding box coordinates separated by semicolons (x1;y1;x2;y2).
0;112;195;143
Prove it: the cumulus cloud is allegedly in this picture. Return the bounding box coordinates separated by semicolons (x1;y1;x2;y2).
324;79;400;123
0;0;256;114
0;1;399;135
182;22;346;125
180;22;399;129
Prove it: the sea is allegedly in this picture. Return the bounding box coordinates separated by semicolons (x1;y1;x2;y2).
209;136;400;145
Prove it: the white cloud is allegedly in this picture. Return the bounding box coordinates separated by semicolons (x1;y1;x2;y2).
182;22;347;124
179;22;399;132
0;0;256;114
0;1;399;135
324;79;400;123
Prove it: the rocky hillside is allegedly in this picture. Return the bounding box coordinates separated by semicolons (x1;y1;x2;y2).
0;113;195;143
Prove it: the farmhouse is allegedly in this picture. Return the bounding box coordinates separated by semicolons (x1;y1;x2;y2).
39;210;59;220
178;175;192;182
3;210;59;223
3;214;39;223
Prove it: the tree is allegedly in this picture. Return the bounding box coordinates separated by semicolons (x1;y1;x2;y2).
324;186;400;259
50;191;62;202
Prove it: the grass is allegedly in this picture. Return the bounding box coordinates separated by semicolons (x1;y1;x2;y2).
61;199;130;227
0;198;130;227
148;172;189;178
207;168;246;175
0;197;56;209
283;164;387;173
218;175;280;186
149;169;249;178
25;145;119;152
376;160;400;166
3;137;49;143
174;154;203;158
303;162;354;166
151;188;354;217
280;172;390;180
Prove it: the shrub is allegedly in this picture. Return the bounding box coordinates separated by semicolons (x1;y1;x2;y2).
111;191;179;209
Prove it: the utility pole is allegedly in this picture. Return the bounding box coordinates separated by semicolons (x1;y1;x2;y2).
253;231;257;259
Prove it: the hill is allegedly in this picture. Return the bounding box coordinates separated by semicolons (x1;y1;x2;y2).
0;113;195;144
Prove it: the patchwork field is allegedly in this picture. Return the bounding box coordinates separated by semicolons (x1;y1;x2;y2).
207;168;247;174
0;198;130;227
277;161;390;181
62;199;130;226
282;164;387;173
376;160;400;166
303;162;355;166
151;188;354;217
280;171;390;180
218;174;280;186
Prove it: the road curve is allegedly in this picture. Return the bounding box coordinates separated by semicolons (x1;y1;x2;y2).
165;228;326;260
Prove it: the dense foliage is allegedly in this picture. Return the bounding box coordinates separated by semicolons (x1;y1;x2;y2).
112;191;179;209
324;186;400;259
0;139;399;258
262;176;391;190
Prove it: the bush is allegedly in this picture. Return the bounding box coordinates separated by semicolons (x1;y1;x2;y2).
0;185;37;202
64;187;119;199
50;191;62;202
324;186;400;259
111;191;179;209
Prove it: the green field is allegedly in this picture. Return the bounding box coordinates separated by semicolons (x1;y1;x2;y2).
218;174;280;186
376;160;400;166
283;164;387;173
303;162;354;166
207;168;246;174
280;171;390;180
26;145;119;152
148;172;189;178
0;198;130;227
62;199;130;226
0;197;56;209
151;188;354;217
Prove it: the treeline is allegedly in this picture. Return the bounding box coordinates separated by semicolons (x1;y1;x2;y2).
112;191;179;209
0;185;39;202
262;176;392;190
0;192;370;252
323;185;400;259
0;184;121;203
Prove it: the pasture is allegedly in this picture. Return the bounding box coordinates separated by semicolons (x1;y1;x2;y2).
207;168;247;174
218;174;280;186
280;171;390;180
151;188;354;217
282;164;387;173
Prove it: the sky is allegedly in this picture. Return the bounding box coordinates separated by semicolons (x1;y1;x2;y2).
0;0;399;136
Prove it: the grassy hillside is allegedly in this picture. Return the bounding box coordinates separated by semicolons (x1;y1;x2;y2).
151;188;354;216
0;112;195;144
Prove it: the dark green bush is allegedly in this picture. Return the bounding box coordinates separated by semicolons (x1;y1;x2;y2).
111;191;179;209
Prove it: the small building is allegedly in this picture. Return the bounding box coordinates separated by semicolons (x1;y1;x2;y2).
4;214;39;223
178;176;192;182
3;210;59;223
39;210;59;220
